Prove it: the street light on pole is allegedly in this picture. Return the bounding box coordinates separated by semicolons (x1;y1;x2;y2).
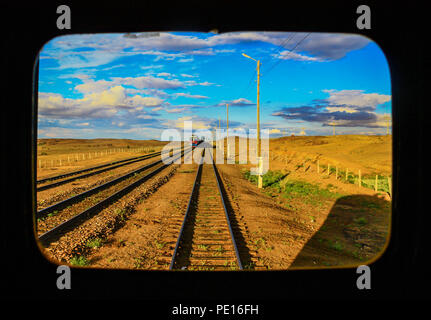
242;52;262;188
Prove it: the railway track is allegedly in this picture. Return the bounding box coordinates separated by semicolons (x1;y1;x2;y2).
37;147;182;191
169;148;243;271
37;146;193;247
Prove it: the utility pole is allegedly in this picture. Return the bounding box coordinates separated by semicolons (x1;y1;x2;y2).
226;103;229;160
257;59;262;189
242;53;262;188
328;121;336;135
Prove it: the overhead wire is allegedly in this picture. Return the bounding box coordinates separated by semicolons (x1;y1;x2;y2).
261;32;311;78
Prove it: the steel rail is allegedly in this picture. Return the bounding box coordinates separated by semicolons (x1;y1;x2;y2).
169;147;243;270
37;147;191;219
169;149;204;270
36;146;182;185
38;146;193;246
210;151;243;270
36;148;182;192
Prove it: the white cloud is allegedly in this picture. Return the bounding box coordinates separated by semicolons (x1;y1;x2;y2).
180;73;197;78
157;72;174;77
274;51;321;62
174;92;209;99
39;85;164;120
322;89;391;109
166;108;188;113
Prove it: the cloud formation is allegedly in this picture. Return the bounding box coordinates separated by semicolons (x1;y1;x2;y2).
39;85;164;120
272;89;391;128
42;32;371;69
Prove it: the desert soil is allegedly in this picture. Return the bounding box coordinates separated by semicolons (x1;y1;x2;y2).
36;137;391;270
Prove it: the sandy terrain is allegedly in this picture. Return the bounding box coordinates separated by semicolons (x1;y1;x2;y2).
269;134;392;175
35;137;391;270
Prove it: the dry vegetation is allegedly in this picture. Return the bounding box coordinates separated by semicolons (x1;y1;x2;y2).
269;134;392;175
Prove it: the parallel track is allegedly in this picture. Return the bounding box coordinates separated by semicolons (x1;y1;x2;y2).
169;148;243;270
37;146;193;246
37;147;182;191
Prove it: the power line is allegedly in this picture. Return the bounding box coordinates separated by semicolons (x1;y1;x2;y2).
261;32;311;78
262;33;297;69
238;69;256;98
238;34;295;99
238;33;296;99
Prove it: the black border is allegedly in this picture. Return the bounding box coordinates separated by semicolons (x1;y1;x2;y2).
0;0;427;304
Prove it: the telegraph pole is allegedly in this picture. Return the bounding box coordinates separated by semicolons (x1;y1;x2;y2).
242;53;262;188
257;59;262;188
226;103;229;160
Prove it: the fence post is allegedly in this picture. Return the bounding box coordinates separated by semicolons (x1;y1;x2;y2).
317;160;319;173
335;166;338;180
327;164;330;175
375;174;378;192
346;168;348;180
358;170;361;187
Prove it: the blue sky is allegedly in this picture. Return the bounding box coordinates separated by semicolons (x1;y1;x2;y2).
38;31;391;140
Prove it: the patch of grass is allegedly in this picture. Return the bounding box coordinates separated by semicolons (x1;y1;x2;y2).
242;170;287;188
169;200;181;209
329;240;344;252
134;257;144;268
254;237;266;249
86;237;104;249
215;245;224;253
354;216;368;226
361;200;381;210
281;179;343;205
116;208;127;221
70;255;89;266
154;240;166;249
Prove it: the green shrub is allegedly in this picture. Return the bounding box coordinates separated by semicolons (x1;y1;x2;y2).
70;255;89;266
243;170;286;188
